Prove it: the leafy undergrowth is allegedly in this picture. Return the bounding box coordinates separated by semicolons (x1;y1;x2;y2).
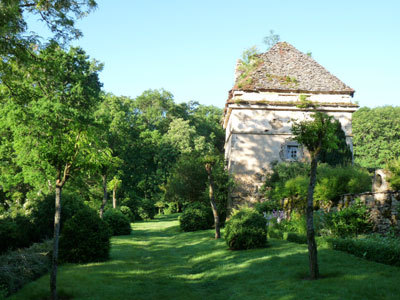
9;214;400;300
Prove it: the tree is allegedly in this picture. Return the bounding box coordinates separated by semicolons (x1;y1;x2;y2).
291;112;339;280
263;30;280;50
108;176;122;209
204;154;221;239
353;106;400;168
318;119;352;166
0;44;103;299
0;0;97;53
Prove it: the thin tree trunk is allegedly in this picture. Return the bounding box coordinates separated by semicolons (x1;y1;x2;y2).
206;164;220;239
306;156;319;280
99;174;108;218
112;187;116;208
50;183;62;300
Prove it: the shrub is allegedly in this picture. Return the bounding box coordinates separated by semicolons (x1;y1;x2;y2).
254;200;280;215
285;232;307;244
314;164;371;206
179;202;213;232
327;235;400;267
0;241;51;297
28;192;86;241
281;212;307;235
137;198;156;220
59;208;111;263
0;214;35;254
119;206;135;222
103;209;132;236
283;175;309;212
324;201;372;237
224;208;267;250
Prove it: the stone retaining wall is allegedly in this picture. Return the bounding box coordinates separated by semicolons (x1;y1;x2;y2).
339;191;400;234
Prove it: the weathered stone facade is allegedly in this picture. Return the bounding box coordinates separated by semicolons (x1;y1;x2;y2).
224;42;358;209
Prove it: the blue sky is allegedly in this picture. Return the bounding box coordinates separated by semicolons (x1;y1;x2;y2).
30;0;400;108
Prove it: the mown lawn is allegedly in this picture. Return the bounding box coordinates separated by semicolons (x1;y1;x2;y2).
9;214;400;300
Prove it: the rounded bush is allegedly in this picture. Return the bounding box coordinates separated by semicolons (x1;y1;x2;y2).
179;202;213;232
224;208;268;250
59;208;110;263
137;198;156;220
119;206;135;222
103;209;131;236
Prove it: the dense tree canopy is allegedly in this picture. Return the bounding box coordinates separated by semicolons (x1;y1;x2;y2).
353;106;400;168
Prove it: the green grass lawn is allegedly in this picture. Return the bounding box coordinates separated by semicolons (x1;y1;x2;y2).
9;213;400;300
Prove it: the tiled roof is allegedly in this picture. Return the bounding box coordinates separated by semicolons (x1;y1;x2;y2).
232;42;354;95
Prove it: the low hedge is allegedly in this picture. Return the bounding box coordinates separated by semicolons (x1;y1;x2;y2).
327;235;400;267
268;228;400;267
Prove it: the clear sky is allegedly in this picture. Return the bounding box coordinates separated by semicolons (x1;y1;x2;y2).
29;0;400;108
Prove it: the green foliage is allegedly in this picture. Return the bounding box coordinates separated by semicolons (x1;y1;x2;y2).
286;232;308;244
254;200;280;214
328;235;400;266
179;202;214;232
59;208;110;263
165;154;207;203
283;176;309;212
103;209;131;236
261;161;309;202
386;157;400;190
281;212;307;235
137;198;156;220
323;202;372;237
27;192;87;241
318;120;353;166
224;208;267;250
292;112;339;157
119;206;135;222
0;240;51;297
236;46;261;89
0;214;33;254
262;162;371;208
263;29;280;49
314;164;371;206
353;106;400;168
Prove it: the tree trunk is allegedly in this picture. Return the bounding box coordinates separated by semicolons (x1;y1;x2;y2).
306;156;319;280
99;174;108;218
112;187;116;209
50;183;62;300
206;164;220;239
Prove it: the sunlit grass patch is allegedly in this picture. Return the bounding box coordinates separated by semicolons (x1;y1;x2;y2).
9;214;400;300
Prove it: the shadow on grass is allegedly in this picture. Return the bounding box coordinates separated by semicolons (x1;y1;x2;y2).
10;214;400;300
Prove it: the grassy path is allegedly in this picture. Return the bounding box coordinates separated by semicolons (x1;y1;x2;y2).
10;214;400;300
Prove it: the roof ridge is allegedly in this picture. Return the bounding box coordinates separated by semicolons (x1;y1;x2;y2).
233;42;354;96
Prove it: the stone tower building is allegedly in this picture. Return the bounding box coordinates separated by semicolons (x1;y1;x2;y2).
223;42;358;208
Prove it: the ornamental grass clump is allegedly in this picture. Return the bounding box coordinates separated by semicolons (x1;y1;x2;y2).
224;208;267;250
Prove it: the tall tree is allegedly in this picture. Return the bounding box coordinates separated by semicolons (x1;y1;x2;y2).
291;112;339;280
0;44;103;299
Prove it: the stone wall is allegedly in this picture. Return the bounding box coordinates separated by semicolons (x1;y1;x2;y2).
338;170;399;234
339;191;400;234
